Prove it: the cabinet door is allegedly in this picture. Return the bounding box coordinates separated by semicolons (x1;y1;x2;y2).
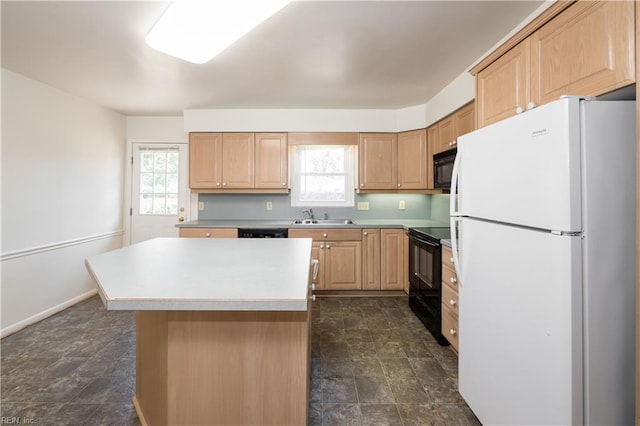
222;133;254;188
397;129;427;190
189;133;222;188
381;229;404;290
325;241;362;290
436;115;456;154
311;241;325;290
255;133;288;189
476;39;530;128
455;102;476;139
179;228;238;238
358;133;398;190
362;229;381;290
530;1;635;106
426;125;438;189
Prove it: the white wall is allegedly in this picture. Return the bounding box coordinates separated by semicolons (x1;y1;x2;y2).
1;68;126;336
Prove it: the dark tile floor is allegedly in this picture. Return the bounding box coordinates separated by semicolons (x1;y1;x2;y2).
1;295;480;425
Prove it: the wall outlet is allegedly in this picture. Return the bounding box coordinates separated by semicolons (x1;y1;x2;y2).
399;200;406;210
198;201;205;211
357;202;369;211
266;201;273;211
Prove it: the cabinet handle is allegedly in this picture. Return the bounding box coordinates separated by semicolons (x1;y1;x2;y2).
326;245;331;249
282;182;286;186
205;232;211;238
363;231;368;236
516;106;524;114
449;328;457;336
360;183;365;188
449;299;457;307
526;101;537;110
222;182;227;187
397;183;401;187
323;233;328;238
452;140;457;146
450;277;457;284
320;244;325;249
216;182;221;187
449;257;454;263
310;294;316;302
310;283;316;291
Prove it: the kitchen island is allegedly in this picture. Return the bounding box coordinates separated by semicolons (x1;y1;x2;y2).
85;237;314;426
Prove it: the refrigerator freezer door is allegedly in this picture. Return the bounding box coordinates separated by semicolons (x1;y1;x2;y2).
456;97;582;233
458;217;583;425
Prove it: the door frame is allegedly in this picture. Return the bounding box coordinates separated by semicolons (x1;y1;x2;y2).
123;138;194;246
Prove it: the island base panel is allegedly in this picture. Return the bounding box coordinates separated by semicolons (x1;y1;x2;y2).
135;310;310;426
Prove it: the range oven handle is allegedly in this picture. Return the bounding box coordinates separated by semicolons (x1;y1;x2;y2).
408;233;439;248
449;150;463;286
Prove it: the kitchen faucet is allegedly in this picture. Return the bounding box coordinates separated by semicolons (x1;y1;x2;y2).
302;209;314;220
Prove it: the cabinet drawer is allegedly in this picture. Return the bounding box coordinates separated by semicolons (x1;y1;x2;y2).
441;304;459;351
179;228;238;238
442;282;458;316
441;246;455;271
441;264;458;289
288;228;362;241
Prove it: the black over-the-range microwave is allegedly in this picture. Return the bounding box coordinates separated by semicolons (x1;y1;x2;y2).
433;148;456;190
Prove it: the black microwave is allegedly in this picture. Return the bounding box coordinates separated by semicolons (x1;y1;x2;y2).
433;148;456;190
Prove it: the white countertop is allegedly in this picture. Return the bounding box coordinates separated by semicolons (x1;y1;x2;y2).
176;219;449;229
85;237;313;312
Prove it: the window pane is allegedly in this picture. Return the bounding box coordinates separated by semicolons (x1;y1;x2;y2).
138;147;180;215
291;145;354;207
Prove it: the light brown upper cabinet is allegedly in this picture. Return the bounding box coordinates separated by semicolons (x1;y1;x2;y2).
254;133;288;189
358;133;398;190
431;102;476;156
190;132;223;188
359;131;428;191
222;133;254;189
189;132;288;192
474;1;634;128
397;129;427;190
476;40;531;128
529;1;635;106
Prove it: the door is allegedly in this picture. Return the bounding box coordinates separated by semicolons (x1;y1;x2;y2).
457;217;582;425
131;143;189;244
397;129;427;189
358;133;397;190
457;97;581;232
222;133;254;188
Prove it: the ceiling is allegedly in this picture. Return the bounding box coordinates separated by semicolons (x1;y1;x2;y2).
1;1;545;116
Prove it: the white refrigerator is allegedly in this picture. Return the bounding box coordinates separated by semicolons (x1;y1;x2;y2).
450;97;636;425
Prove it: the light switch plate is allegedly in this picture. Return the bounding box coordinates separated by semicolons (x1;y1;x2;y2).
266;201;273;210
357;202;369;211
399;200;406;210
198;201;205;211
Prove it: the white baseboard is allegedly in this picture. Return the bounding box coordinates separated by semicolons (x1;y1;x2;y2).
0;289;98;338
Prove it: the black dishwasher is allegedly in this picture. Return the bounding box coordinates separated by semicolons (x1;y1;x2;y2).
237;228;288;238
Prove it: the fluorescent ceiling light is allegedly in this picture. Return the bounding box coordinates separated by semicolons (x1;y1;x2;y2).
146;0;291;64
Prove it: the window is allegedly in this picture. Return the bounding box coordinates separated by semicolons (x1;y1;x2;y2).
138;148;179;215
290;145;355;207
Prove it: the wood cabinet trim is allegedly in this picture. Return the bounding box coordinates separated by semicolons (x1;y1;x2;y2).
288;132;358;145
469;1;576;76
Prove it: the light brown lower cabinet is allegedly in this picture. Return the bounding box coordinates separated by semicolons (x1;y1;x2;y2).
441;245;459;351
134;307;311;425
179;228;238;238
289;228;362;290
361;228;406;290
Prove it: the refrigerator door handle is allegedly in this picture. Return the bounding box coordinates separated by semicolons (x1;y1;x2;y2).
450;217;463;286
450;149;461;217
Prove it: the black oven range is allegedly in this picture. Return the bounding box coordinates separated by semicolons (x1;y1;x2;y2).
407;226;451;346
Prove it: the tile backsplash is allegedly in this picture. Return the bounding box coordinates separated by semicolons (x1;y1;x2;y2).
197;193;450;223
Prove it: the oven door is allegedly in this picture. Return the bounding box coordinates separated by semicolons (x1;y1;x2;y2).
408;232;448;344
409;234;441;297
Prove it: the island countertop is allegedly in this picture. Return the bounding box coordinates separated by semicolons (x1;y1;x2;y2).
85;237;313;312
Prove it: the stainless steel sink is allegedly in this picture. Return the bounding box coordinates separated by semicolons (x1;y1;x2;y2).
291;219;356;225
